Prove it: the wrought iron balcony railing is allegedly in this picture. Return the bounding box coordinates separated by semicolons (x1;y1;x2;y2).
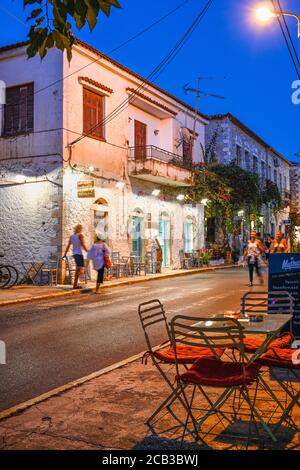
128;145;193;170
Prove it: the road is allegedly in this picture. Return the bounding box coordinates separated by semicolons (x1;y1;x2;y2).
0;267;257;411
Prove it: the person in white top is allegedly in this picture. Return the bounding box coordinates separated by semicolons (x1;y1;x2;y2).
244;231;264;287
87;235;110;293
64;224;88;289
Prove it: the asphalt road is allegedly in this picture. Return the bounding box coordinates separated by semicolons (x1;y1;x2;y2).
0;267;256;411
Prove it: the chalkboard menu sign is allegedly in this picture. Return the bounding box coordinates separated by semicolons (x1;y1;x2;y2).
268;253;300;338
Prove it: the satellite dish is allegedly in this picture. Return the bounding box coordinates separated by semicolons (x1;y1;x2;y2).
181;127;191;143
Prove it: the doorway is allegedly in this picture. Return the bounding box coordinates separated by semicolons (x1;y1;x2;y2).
184;218;194;253
132;210;143;257
159;212;171;267
134;120;147;160
93;198;109;242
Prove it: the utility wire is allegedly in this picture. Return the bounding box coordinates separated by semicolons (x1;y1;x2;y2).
70;0;214;146
277;0;300;68
271;0;300;79
1;0;192;105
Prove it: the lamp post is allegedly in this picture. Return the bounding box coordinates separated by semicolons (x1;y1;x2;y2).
256;6;300;38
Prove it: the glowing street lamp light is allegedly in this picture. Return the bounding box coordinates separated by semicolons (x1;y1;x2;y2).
255;5;300;38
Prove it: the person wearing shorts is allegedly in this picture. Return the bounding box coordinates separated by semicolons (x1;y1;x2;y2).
64;224;88;289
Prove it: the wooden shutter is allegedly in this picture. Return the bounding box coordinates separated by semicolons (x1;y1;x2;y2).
134;120;147;160
4;83;33;136
83;88;104;139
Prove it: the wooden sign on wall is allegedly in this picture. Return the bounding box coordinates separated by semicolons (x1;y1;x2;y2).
77;181;95;198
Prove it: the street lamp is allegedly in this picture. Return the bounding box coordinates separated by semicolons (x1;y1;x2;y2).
256;5;300;38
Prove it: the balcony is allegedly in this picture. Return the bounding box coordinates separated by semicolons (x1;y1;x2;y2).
128;146;194;187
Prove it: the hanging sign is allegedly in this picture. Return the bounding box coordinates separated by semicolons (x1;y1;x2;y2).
77;181;95;198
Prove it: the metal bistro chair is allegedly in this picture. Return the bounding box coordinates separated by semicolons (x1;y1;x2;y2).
138;300;224;432
65;256;89;285
240;291;294;355
40;260;59;286
145;251;156;274
170;315;263;448
179;250;193;270
257;347;300;434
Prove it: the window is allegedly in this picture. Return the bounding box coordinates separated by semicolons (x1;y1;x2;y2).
245;150;251;171
279;173;282;192
261;161;266;180
236;145;242;166
4;83;34;136
268;165;272;180
83;88;105;140
253;155;258;174
274;169;277;185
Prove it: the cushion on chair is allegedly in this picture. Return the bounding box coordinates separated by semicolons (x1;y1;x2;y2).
153;345;224;364
257;348;300;369
243;332;294;353
178;358;260;387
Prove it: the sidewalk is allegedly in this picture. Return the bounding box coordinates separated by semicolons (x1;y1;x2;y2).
0;264;237;307
0;350;299;450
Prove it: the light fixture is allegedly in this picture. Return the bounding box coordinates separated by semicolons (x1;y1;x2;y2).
238;210;245;217
15;174;26;183
177;194;185;201
88;165;95;173
152;189;161;197
116;181;126;189
256;6;276;22
154;129;159;136
205;321;213;327
201;198;209;206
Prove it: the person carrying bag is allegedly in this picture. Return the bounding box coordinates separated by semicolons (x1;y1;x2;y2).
87;235;111;294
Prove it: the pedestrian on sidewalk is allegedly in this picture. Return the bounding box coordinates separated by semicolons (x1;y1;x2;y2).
64;224;88;289
270;231;289;253
244;231;264;287
87;235;110;294
264;233;272;262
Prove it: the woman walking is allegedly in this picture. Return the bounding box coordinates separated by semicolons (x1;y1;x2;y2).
244;231;264;287
270;231;289;254
87;235;110;293
64;224;88;289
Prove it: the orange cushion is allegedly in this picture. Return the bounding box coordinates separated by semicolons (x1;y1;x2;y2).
179;359;260;387
153;345;224;364
243;332;293;353
257;348;300;369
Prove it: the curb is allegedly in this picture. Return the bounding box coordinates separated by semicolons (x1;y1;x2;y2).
0;345;161;422
0;264;238;308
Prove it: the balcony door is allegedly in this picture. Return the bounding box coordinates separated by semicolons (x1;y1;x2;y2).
134;120;147;160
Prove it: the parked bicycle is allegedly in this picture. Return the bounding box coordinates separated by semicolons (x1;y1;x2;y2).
0;253;19;288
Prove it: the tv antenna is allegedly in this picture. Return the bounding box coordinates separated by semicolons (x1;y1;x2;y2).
183;76;226;143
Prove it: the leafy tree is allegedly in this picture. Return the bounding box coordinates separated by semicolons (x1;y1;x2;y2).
261;179;282;211
24;0;121;60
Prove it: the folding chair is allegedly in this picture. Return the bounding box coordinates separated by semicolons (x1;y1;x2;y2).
240;291;294;354
170;315;265;447
138;300;224;431
257;347;300;433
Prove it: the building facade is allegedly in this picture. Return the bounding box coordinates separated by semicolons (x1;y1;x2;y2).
205;113;291;240
0;40;207;272
290;164;300;212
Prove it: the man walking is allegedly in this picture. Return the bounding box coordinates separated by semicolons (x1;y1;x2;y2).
64;224;88;289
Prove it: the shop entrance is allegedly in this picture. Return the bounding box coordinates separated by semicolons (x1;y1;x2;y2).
132;210;143;257
93;198;109;242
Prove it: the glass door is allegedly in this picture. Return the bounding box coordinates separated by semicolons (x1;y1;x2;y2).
159;218;171;267
184;222;193;253
132;216;143;257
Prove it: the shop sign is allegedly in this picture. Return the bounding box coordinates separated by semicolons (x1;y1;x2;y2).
77;181;95;198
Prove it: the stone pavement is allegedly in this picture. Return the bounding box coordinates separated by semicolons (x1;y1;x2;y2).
0;352;299;450
0;264;235;307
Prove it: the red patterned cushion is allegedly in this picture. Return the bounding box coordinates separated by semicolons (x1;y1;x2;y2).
179;359;260;387
243;332;293;353
257;348;300;369
153;345;224;364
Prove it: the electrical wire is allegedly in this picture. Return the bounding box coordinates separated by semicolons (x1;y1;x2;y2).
270;0;300;79
1;0;192;105
277;0;300;68
69;0;214;146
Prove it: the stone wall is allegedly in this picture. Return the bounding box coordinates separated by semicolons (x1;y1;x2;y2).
0;156;63;273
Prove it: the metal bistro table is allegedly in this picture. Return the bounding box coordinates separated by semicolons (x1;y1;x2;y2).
195;314;292;362
21;261;45;285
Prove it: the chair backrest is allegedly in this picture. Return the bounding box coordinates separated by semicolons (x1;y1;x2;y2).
138;299;170;352
241;291;294;316
111;252;120;263
170;315;246;362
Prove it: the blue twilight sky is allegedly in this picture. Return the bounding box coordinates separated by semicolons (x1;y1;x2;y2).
0;0;299;162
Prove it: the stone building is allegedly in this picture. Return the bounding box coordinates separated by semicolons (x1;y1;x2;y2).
0;39;208;272
205;113;291;241
290;164;300;212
